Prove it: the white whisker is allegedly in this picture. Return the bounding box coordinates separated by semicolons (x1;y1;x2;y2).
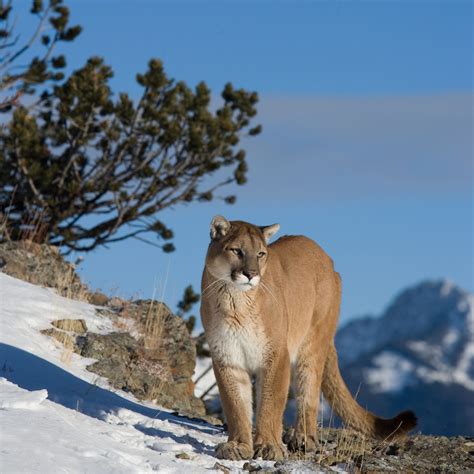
202;278;228;299
259;280;280;307
202;278;226;295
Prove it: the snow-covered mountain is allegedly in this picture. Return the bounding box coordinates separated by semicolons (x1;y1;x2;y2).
336;280;474;436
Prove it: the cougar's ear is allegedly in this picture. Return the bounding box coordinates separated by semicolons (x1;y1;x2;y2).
260;223;280;242
210;215;231;240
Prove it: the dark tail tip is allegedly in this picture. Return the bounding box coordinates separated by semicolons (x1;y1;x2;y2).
375;410;417;440
394;410;417;432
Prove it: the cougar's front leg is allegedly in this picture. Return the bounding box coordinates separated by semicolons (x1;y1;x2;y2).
212;361;253;460
254;350;291;460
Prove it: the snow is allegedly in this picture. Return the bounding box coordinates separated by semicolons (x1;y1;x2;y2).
193;356;218;399
442;329;460;347
440;280;455;297
453;342;474;390
364;351;415;393
0;272;116;386
1;378;219;473
0;378;47;409
365;339;474;394
0;272;260;473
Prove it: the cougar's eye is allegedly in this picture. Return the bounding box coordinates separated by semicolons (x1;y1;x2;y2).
257;251;266;259
230;248;243;257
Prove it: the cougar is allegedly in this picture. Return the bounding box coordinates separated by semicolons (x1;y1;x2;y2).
200;216;416;461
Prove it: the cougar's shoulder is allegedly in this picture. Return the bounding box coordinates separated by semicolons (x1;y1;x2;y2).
268;234;335;272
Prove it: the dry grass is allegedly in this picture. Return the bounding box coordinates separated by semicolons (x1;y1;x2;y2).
318;427;371;469
54;263;90;302
41;327;77;366
283;424;374;470
1;206;49;246
143;299;166;351
18;211;49;244
59;343;75;365
0;186;16;242
310;397;380;470
4;211;172;396
0;211;10;241
113;276;170;351
138;277;171;401
279;395;378;469
145;274;169;348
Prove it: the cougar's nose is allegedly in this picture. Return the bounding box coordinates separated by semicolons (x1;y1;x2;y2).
242;270;258;280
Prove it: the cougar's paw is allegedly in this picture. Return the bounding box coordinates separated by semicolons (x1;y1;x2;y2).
287;432;317;453
253;442;287;460
215;441;253;460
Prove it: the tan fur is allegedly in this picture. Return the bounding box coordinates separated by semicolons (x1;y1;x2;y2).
200;217;416;461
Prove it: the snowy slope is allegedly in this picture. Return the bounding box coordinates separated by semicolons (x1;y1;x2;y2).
0;272;255;473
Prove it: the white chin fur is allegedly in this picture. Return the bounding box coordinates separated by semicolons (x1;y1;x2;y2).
235;283;255;292
233;275;260;292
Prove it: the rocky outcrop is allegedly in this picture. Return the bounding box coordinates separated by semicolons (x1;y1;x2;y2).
0;241;87;298
37;299;207;418
76;299;205;417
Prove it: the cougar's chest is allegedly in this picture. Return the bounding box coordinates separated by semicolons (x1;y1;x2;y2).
206;311;267;373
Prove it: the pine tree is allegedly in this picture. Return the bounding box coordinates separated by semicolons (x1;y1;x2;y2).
0;1;261;253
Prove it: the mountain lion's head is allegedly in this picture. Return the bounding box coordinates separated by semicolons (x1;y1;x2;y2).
205;215;280;292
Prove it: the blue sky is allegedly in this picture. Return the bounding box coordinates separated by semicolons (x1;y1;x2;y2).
18;1;473;322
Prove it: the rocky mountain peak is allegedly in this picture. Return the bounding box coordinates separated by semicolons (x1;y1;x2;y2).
337;279;473;366
335;279;473;436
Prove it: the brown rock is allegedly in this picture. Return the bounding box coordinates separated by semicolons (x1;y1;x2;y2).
213;462;231;474
0;241;89;300
52;319;88;333
175;452;191;460
107;296;127;309
89;291;109;306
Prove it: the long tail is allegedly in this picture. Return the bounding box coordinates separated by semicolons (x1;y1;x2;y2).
321;272;416;440
321;344;417;440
